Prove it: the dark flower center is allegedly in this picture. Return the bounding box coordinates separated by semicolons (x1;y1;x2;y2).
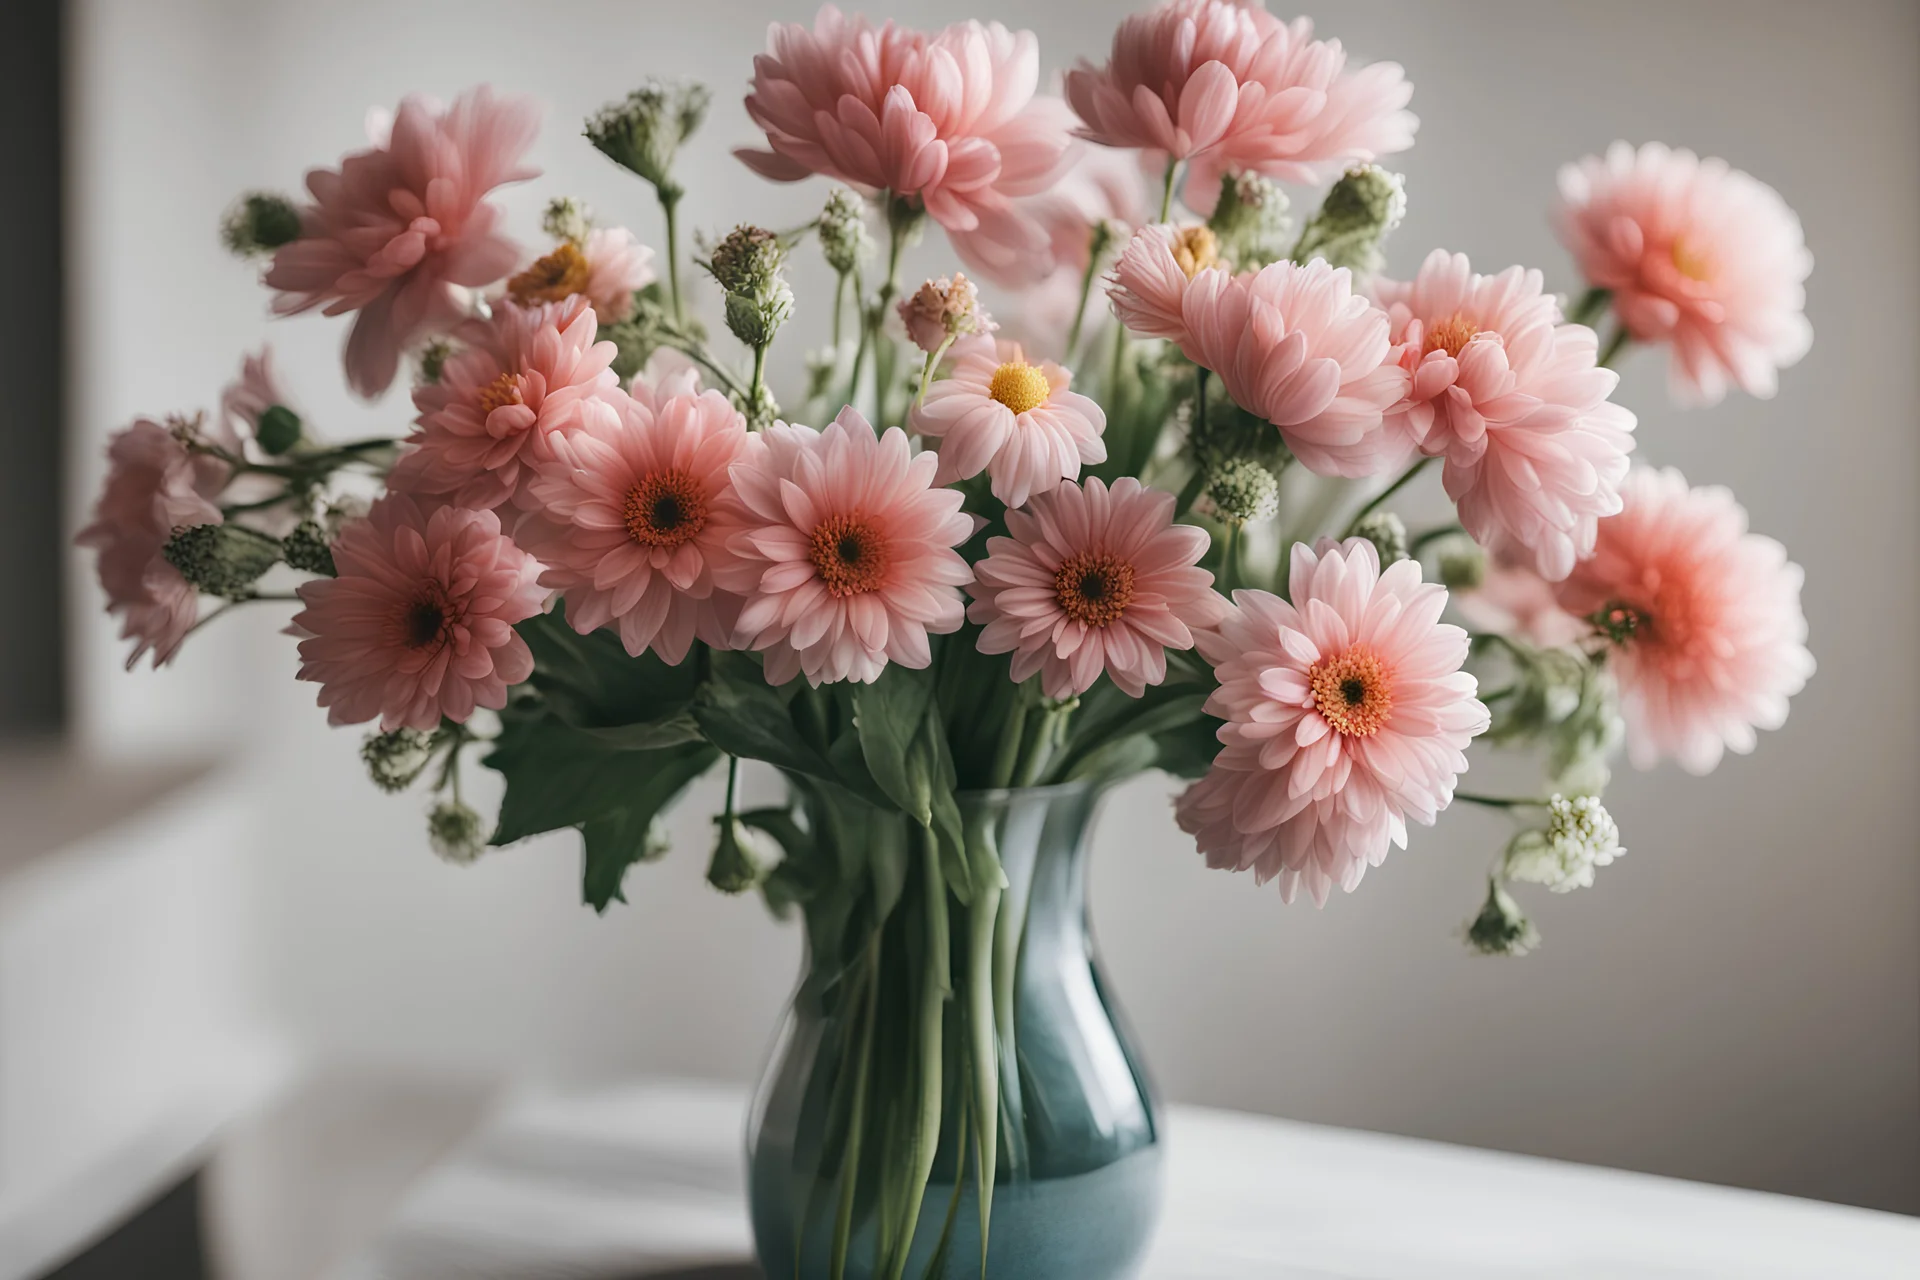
1053;551;1136;628
808;513;888;596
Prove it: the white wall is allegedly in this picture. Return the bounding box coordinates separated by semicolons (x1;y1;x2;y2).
67;0;1919;1213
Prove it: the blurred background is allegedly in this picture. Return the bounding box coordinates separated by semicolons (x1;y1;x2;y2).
5;0;1916;1275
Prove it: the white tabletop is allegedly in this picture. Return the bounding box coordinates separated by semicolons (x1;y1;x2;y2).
331;1079;1920;1280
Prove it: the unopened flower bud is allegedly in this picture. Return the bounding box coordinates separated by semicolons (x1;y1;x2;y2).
161;522;281;600
585;80;710;198
709;225;793;348
255;404;302;455
739;381;781;433
361;727;436;793
1204;457;1280;524
1589;600;1645;646
541;195;594;246
281;518;336;576
415;337;456;386
220;191;302;258
708;815;770;894
1353;510;1409;563
428;799;489;864
1505;794;1624;893
818;187;873;275
1465;878;1540;957
1436;536;1486;589
1206;171;1292;270
1291;165;1406;279
897;273;994;354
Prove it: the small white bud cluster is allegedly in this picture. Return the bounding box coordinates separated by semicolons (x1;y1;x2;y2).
1505;793;1624;893
1353;510;1409;563
818;188;873;276
361;728;436;794
541;196;593;247
428;799;489;864
1204;457;1280;524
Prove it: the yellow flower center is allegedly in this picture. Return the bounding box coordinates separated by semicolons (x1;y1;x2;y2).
1309;646;1393;737
1052;551;1136;628
1670;237;1714;282
1170;224;1221;279
808;513;889;596
507;241;593;306
1422;314;1479;359
988;361;1052;415
476;372;523;416
622;470;709;547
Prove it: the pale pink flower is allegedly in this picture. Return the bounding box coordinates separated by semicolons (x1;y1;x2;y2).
76;418;230;669
968;477;1224;698
911;336;1107;506
1176;538;1489;906
1376;250;1637;581
1556;142;1812;406
1065;1;1415;190
1106;222;1216;344
737;7;1076;275
519;384;760;664
390;296;621;512
1452;550;1588;651
291;494;544;731
506;227;656;323
1553;467;1813;774
266;87;541;399
722;407;973;686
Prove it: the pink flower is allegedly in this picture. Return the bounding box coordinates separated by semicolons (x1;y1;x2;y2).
723;408;973;686
518;383;760;664
291;494;544;731
1065;1;1415;188
219;346;294;446
737;7;1076;275
1553;467;1813;774
265;87;542;399
967;477;1224;698
507;227;656;323
1376;250;1637;581
1002;144;1157;339
911;336;1107;506
390;296;621;512
897;273;995;354
216;347;307;532
1556;142;1812;406
76;418;230;669
1176;538;1489;906
1452;550;1588;651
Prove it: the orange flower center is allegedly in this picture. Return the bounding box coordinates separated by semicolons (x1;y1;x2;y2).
395;585;454;651
808;513;888;596
988;361;1051;415
622;470;709;547
1422;314;1479;359
1670;238;1714;282
1309;646;1393;737
476;372;523;416
1170;224;1221;279
1052;551;1136;628
507;241;592;306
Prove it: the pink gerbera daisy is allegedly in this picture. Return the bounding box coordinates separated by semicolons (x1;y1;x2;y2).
291;494;545;731
265;86;541;399
722;408;974;686
911;336;1107;506
507;227;656;324
1556;142;1812;406
1376;250;1637;581
1553;467;1813;774
519;382;761;664
389;296;621;512
968;477;1224;698
1176;538;1490;905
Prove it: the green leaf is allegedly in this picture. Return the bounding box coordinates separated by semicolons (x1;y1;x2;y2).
518;607;705;728
851;666;934;825
1152;712;1226;779
692;652;856;791
1061;734;1159;786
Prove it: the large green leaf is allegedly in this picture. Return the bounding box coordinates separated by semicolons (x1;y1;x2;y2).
517;607;705;732
851;666;934;825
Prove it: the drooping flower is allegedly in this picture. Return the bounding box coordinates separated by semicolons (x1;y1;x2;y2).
1556;142;1812;406
1375;250;1637;581
737;7;1077;274
76;418;231;669
1176;538;1489;905
265;87;542;398
507;227;656;323
1065;1;1415;193
897;273;994;354
722;407;973;686
911;336;1106;506
389;296;622;511
290;494;544;731
1552;467;1813;774
518;383;761;663
967;477;1224;698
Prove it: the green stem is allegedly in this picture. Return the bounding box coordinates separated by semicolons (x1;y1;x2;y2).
850;204;909;420
1567;286;1610;329
661;328;751;399
661;190;687;326
884;832;949;1280
1455;792;1549;810
914;335;956;411
965;877;1001;1274
1410;522;1465;555
832;270;849;350
1064;239;1103;364
1158;156;1182;223
830;938;882;1280
1218;520;1239;595
1343;456;1433;537
1597;324;1631;369
748;342;769;425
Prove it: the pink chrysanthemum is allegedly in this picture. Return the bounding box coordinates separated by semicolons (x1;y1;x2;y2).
1065;1;1414;191
911;336;1107;506
507;227;655;324
723;408;973;686
389;296;621;512
1553;467;1813;774
266;87;541;399
1376;250;1637;581
737;7;1076;275
291;494;544;731
519;383;760;664
967;477;1224;698
1556;142;1812;406
76;418;230;669
1176;538;1489;906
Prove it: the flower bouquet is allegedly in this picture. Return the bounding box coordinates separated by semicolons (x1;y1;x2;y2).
79;1;1816;1275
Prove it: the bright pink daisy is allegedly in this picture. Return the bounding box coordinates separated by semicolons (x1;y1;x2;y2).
967;477;1224;698
1553;467;1813;774
506;227;656;324
265;86;541;399
722;408;973;686
1376;250;1637;581
290;494;544;731
911;336;1107;506
519;383;761;664
389;296;621;512
1176;538;1489;906
1556;142;1812;406
737;7;1076;275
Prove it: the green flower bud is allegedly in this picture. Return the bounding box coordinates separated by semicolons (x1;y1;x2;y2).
1465;878;1539;957
585;80;710;197
1435;536;1486;589
1504;793;1624;894
709;225;793;348
281;519;336;576
541;195;593;246
1206;170;1292;270
1291;165;1406;279
361;728;436;794
428;799;489;864
161;522;281;600
738;381;781;433
818;187;873;275
415;337;456;387
1204;457;1280;524
220;191;302;258
255;404;302;455
708;815;770;894
1352;510;1409;563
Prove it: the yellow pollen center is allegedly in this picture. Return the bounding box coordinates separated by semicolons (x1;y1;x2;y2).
1309;647;1393;737
622;470;709;548
1170;224;1221;279
1052;551;1136;628
1422;314;1479;359
507;241;593;306
808;513;889;597
1670;238;1714;282
988;361;1052;415
476;372;523;416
